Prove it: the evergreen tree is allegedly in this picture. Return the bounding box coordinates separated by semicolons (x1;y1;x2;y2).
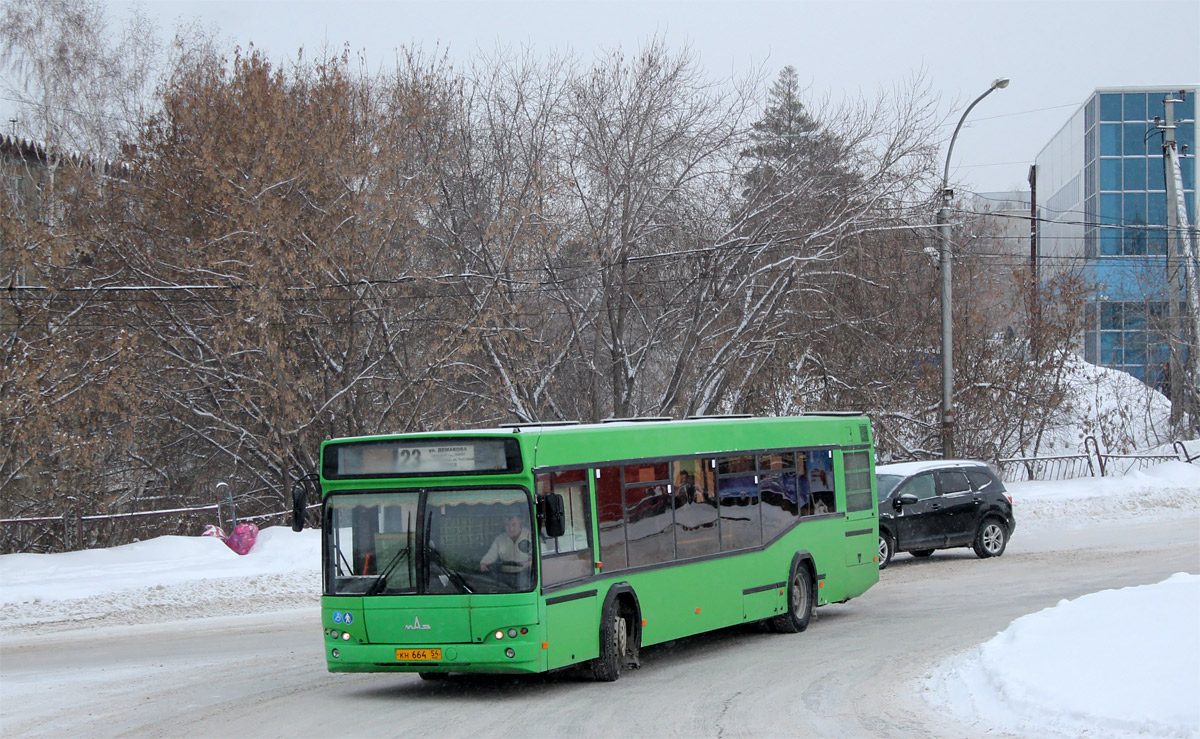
741;66;856;234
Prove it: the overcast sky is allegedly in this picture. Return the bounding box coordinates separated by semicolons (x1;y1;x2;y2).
14;1;1200;195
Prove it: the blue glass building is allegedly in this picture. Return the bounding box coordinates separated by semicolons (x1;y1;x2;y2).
1034;86;1197;385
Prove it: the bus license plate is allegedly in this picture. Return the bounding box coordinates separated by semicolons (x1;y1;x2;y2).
395;648;442;661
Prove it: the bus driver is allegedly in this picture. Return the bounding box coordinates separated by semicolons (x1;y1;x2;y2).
480;514;532;587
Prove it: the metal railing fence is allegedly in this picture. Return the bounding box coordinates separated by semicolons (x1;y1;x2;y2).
997;436;1198;483
1;493;322;555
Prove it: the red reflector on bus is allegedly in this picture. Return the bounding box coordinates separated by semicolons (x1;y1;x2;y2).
818;581;824;587
541;642;548;649
642;619;647;627
695;607;700;614
779;589;784;595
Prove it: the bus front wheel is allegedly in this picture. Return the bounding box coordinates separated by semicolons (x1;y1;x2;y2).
591;598;629;681
771;562;814;634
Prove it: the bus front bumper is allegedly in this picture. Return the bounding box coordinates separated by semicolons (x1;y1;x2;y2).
325;639;544;674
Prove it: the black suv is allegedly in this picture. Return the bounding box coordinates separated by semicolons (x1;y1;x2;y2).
875;460;1015;569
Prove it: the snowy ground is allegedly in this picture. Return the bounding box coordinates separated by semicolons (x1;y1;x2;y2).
2;461;1198;737
917;460;1200;739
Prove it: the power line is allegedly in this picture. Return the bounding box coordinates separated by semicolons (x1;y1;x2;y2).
4;217;1192;308
955;206;1198;232
954;160;1034;170
968;102;1085;124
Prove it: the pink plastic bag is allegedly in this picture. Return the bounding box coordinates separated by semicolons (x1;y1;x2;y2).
223;522;259;555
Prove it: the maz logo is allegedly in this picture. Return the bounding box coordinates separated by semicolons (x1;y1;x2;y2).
405;617;432;630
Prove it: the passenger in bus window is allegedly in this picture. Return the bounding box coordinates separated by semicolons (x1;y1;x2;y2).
480;514;532;586
675;469;696;505
796;453;812;515
696;464;716;505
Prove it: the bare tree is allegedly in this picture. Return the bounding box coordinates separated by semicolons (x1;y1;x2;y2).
55;48;473;517
0;0;162;157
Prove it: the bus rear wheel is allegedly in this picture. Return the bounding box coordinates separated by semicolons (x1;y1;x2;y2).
591;599;628;682
771;563;813;634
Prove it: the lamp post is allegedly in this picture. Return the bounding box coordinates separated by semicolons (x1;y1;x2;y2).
939;77;1009;458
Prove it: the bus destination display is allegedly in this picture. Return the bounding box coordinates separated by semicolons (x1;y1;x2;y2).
332;439;511;477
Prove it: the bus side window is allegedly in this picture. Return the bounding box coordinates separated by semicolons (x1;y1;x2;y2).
844;450;874;512
595;466;627;571
717;455;762;550
759;452;798;541
671;458;719;559
540;469;594;586
554;478;590;553
805;449;837;514
623;461;673;567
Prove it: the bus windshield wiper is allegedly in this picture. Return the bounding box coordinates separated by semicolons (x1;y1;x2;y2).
425;546;472;594
366;546;411;596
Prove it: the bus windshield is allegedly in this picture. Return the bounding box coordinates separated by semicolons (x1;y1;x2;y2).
326;488;535;596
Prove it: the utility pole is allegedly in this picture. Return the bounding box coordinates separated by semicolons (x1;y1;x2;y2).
938;77;1010;459
1028;164;1039;358
1157;90;1199;431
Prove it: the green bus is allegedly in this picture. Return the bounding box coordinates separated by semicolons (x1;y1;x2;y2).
297;414;879;681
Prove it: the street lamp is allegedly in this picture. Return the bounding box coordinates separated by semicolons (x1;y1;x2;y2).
938;77;1009;458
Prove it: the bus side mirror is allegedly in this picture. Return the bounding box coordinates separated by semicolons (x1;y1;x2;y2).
543;492;566;538
291;479;308;532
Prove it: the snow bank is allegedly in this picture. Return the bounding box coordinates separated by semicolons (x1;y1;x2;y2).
1037;355;1177;455
0;526;318;605
1009;460;1200;524
0;526;320;634
919;462;1200;738
924;573;1200;738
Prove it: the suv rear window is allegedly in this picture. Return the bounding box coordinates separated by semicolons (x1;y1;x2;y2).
965;468;1005;492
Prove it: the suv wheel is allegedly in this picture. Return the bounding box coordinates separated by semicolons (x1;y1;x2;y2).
972;518;1008;558
878;532;895;570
